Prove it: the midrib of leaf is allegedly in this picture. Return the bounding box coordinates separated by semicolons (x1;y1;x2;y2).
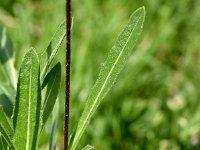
73;18;139;147
13;49;41;150
1;28;17;89
74;17;141;145
88;15;140;117
26;66;32;150
71;7;145;149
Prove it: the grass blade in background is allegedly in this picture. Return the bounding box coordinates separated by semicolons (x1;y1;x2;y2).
0;84;14;117
41;62;61;128
13;48;41;150
0;106;14;148
0;84;15;103
0;95;13;118
49;117;58;150
40;21;66;82
49;94;60;150
0;26;17;89
71;7;145;149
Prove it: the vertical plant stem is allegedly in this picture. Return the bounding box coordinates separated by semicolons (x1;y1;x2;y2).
65;0;71;149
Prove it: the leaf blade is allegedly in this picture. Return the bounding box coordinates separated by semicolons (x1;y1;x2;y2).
71;7;145;149
42;62;61;128
40;21;66;82
13;48;41;150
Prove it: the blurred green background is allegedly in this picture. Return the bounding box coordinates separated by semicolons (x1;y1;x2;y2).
1;0;200;149
71;0;200;149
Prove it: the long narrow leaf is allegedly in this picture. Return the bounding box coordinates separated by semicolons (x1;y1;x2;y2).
0;106;14;148
13;48;41;150
41;62;61;128
40;21;66;82
71;7;145;149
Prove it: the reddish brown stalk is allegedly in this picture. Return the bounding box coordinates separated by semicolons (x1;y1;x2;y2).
65;0;71;149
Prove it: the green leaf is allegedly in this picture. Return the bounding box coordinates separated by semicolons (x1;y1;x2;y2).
71;7;145;149
13;48;41;150
0;26;17;89
82;145;94;150
0;106;14;148
40;21;66;82
41;62;61;128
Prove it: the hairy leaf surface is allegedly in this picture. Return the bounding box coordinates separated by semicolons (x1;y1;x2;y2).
71;7;145;149
13;49;41;150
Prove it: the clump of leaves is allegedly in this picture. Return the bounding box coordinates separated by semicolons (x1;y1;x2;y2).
0;6;145;150
0;21;65;149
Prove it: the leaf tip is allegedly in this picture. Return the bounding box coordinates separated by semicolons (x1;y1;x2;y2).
137;6;145;17
23;47;39;63
29;47;38;55
142;6;146;16
141;6;145;11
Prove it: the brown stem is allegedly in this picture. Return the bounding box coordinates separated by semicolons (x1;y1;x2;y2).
65;0;71;149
